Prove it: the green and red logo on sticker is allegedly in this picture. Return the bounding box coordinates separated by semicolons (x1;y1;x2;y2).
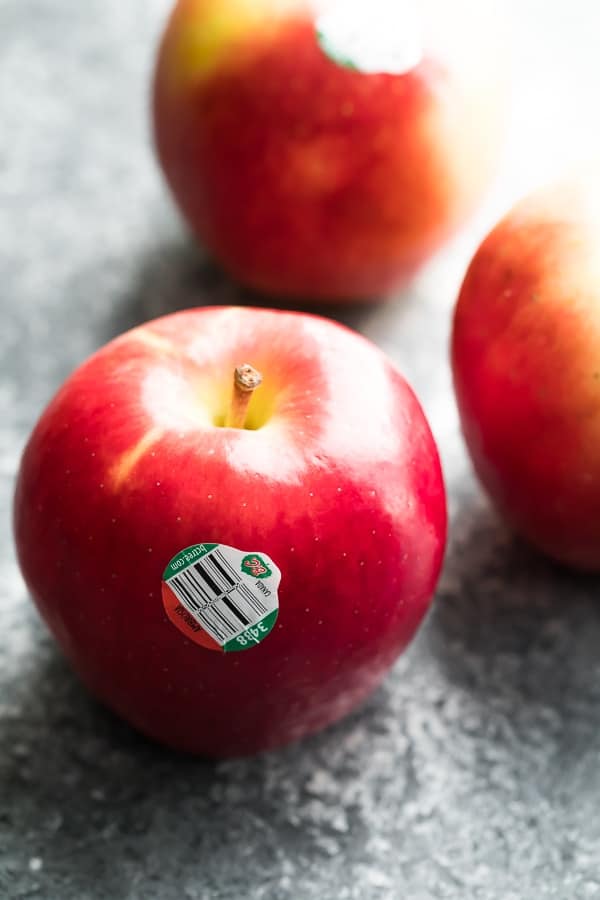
241;554;272;579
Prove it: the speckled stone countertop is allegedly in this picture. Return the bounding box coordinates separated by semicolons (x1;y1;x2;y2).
3;2;600;898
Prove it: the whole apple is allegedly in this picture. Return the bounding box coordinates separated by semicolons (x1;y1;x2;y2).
14;307;446;755
452;175;600;571
153;0;505;300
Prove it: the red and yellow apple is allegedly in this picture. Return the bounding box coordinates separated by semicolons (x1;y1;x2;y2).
452;175;600;571
14;307;446;756
153;0;505;300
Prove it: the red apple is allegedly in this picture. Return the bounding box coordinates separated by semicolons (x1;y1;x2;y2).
452;175;600;571
14;307;446;756
153;0;505;300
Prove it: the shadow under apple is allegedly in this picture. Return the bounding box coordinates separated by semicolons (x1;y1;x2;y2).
98;230;402;349
425;490;600;780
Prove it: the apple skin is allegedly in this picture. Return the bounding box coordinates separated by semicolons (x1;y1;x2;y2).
452;177;600;571
153;0;504;301
14;307;446;756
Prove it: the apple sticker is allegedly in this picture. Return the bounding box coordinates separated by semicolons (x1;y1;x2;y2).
316;0;423;75
162;543;281;653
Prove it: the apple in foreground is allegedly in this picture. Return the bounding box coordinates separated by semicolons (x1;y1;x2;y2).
153;0;505;300
14;307;446;756
452;175;600;571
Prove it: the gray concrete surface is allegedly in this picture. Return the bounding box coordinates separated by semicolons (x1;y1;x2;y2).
2;1;600;898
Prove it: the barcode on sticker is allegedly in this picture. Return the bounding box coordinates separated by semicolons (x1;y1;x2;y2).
167;548;275;645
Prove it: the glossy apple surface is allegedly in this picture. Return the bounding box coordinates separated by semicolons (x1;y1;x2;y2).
14;307;446;755
153;0;504;300
452;176;600;571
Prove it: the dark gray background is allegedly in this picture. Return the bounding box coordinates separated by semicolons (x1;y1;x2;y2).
2;1;600;898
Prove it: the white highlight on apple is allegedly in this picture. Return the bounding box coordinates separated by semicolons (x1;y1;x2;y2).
142;366;213;431
227;328;402;509
138;308;413;529
315;0;423;75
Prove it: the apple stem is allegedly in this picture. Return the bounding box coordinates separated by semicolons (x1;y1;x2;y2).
225;364;263;429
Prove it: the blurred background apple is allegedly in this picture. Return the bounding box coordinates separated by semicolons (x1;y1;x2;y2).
153;0;507;300
452;172;600;571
